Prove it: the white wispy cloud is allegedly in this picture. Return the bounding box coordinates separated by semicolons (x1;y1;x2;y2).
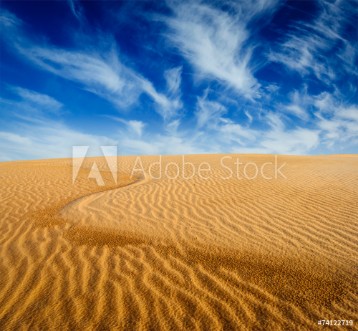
139;71;182;120
218;119;256;144
269;0;357;81
110;117;146;137
11;86;63;112
67;0;84;22
0;86;116;161
317;105;358;147
262;123;320;154
1;3;356;160
280;88;358;150
196;95;227;129
313;91;337;114
339;106;358;122
1;86;63;120
2;87;351;159
162;1;279;98
164;66;182;95
165;119;181;134
28;45;181;119
124;120;146;137
1;9;181;120
25;45;144;109
0;8;21;29
117;134;208;156
285;90;309;120
193;94;320;154
0;120;116;161
212;113;320;155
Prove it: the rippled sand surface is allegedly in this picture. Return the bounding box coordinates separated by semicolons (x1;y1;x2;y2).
0;155;357;330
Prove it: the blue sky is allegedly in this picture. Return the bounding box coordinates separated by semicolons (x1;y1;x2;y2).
0;0;357;161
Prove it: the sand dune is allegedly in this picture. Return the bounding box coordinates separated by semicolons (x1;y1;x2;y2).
0;155;357;330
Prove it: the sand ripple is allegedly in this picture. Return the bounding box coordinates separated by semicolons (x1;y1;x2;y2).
0;155;357;330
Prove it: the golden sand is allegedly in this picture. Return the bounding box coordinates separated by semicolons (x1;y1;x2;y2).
0;155;357;330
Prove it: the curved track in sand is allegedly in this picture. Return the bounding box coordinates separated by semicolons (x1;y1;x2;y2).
0;155;357;330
